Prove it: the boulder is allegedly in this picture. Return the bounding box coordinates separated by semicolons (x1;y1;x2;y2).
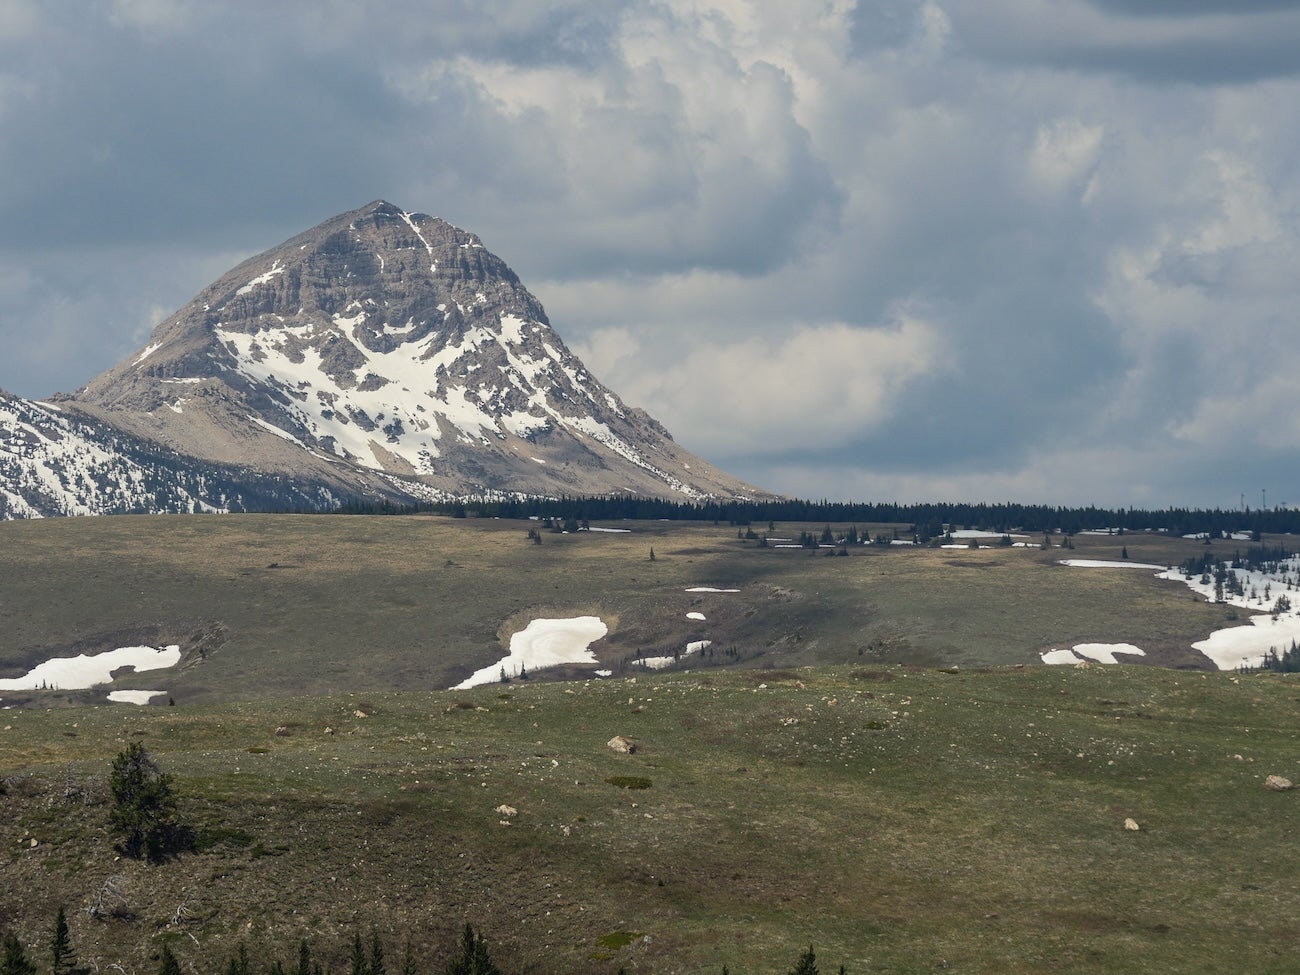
607;735;637;754
1123;818;1140;831
1264;775;1294;792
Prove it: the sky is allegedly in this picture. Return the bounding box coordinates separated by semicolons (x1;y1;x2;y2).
1;0;1298;510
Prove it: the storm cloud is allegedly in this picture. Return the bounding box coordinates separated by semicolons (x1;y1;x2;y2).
1;0;1296;509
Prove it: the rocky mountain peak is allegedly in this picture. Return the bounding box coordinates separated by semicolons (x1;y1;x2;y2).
64;203;766;503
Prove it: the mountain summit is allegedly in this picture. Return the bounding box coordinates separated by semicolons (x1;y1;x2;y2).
66;201;764;503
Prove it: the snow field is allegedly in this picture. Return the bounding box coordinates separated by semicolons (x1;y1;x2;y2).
0;645;181;705
1045;556;1300;670
453;617;608;689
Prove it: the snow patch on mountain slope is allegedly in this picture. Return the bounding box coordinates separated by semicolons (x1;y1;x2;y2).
213;309;703;496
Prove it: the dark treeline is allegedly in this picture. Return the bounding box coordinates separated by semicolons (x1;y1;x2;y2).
1;917;839;975
332;493;1300;536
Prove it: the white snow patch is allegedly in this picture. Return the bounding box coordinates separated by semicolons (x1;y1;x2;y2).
0;645;181;691
685;587;739;593
1041;649;1085;665
686;612;706;621
586;526;631;533
452;617;607;689
107;690;168;706
236;260;284;295
132;342;161;366
1060;559;1168;569
1071;643;1147;664
1041;643;1151;665
637;639;711;670
948;529;1027;539
1192;614;1300;671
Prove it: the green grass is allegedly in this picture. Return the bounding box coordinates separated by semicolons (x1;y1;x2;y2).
3;665;1300;974
1;517;1295;971
0;517;1254;708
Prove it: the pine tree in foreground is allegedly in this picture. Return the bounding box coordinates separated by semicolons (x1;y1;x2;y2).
50;907;74;975
1;932;37;975
788;944;818;975
444;924;501;975
158;944;181;975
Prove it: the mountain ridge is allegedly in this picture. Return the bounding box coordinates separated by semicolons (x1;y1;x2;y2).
2;202;769;517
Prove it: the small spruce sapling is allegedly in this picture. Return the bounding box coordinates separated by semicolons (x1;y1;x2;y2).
51;907;74;975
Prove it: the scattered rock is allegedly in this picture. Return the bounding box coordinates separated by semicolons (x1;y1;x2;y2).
323;727;335;735
607;736;637;754
273;726;290;736
1264;775;1294;792
353;709;369;719
1123;818;1141;831
495;804;518;818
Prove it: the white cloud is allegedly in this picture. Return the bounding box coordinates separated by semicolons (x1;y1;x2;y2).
578;315;941;457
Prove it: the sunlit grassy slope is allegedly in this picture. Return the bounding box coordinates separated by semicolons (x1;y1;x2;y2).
3;665;1299;975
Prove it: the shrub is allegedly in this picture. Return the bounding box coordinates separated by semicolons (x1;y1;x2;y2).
605;776;652;790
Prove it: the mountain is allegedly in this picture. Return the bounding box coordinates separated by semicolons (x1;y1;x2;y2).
0;389;343;517
62;201;766;504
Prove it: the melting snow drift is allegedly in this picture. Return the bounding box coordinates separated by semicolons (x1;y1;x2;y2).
0;645;181;691
452;617;608;689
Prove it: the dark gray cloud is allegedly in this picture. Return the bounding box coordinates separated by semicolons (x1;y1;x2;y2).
1;0;1297;508
946;0;1300;84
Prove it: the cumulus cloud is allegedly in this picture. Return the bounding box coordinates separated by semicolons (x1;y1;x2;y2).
0;0;1297;507
576;316;942;458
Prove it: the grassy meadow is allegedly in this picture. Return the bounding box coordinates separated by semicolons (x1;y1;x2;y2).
0;516;1254;704
3;665;1299;974
3;515;1298;973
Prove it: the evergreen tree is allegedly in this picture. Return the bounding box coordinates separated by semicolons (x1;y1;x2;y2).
1;933;36;975
158;944;181;975
370;932;386;975
350;933;369;975
108;742;191;862
50;907;74;975
1121;546;1129;559
400;942;418;975
789;944;819;975
226;944;250;975
444;924;501;975
296;941;312;975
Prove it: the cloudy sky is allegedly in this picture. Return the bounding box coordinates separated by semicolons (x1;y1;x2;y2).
2;0;1297;509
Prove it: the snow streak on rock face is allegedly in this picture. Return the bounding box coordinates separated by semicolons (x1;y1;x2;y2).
71;201;764;503
0;390;339;519
0;393;200;517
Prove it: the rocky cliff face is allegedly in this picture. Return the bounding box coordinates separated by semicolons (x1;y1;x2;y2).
68;201;765;502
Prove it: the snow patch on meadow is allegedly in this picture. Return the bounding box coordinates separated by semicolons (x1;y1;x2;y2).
1042;644;1146;665
0;645;181;692
637;640;712;670
1053;555;1300;670
1059;559;1168;569
685;586;739;593
686;612;706;621
107;690;168;706
452;617;607;689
